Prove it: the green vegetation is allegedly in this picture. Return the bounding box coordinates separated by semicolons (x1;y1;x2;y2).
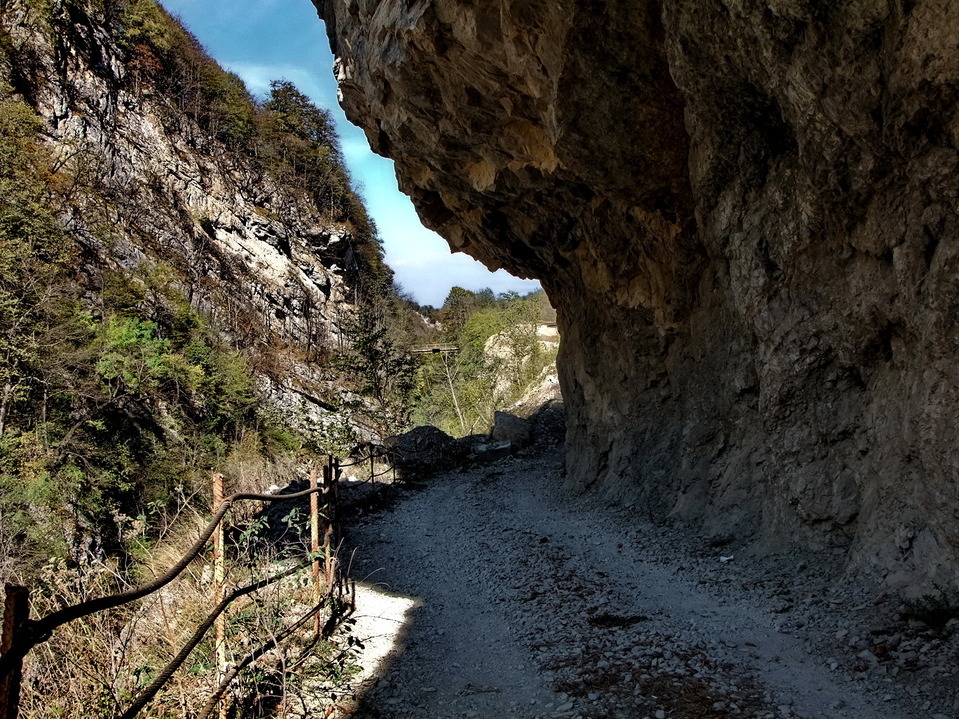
260;80;389;287
335;294;420;439
0;3;394;716
903;587;959;629
119;0;389;288
0;254;303;569
0;0;379;576
413;287;557;436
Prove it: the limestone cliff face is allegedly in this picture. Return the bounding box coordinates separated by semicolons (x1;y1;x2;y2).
2;2;358;425
315;0;959;590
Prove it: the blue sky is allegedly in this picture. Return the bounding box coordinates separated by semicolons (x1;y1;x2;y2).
159;0;541;308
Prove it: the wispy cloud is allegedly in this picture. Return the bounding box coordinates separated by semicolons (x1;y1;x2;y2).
224;61;336;106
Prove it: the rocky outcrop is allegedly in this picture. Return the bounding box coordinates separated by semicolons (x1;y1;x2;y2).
390;425;467;477
490;411;530;450
314;0;959;592
0;2;365;429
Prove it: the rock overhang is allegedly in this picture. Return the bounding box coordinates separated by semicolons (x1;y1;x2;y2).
314;0;959;593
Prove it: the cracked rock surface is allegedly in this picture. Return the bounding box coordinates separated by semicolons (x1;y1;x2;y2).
336;452;959;719
314;0;959;590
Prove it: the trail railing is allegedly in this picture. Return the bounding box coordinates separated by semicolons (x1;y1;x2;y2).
340;445;399;484
0;455;352;719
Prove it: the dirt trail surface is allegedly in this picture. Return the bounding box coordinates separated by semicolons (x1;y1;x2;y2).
336;451;959;719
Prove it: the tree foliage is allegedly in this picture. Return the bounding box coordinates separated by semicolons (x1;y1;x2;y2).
336;293;418;439
0;0;400;575
413;288;557;436
0;91;302;568
117;2;391;290
260;80;390;288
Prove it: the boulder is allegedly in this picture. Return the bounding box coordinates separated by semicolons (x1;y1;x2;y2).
390;425;466;478
527;399;566;448
472;440;513;463
490;411;531;450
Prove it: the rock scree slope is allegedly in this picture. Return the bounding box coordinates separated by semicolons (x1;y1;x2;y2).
312;0;959;592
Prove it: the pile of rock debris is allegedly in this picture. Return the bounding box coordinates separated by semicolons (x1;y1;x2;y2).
387;401;565;480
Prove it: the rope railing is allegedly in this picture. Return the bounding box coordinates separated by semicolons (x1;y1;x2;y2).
0;485;330;678
337;452;379;468
0;456;350;719
118;560;312;719
337;446;399;485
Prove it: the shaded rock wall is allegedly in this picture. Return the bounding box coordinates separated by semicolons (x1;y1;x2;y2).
314;0;959;591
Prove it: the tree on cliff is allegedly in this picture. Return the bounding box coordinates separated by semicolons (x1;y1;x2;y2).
336;295;418;438
260;80;391;290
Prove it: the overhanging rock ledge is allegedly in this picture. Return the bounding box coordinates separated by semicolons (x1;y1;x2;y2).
313;0;959;593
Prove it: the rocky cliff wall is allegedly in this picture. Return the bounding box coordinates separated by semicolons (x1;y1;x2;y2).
2;1;358;426
314;0;959;592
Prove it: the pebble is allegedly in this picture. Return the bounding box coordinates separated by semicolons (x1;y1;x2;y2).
339;451;955;719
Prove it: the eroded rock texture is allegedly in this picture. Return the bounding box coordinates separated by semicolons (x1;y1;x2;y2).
2;2;360;429
314;0;959;591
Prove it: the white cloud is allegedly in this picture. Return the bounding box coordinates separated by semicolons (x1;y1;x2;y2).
390;247;541;307
224;61;337;107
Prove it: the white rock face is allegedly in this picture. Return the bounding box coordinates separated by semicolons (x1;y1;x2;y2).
2;4;359;429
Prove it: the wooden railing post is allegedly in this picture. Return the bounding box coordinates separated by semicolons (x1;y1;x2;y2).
0;585;29;719
309;465;321;636
211;473;227;719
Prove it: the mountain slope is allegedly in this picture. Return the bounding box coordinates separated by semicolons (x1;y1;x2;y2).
0;0;381;570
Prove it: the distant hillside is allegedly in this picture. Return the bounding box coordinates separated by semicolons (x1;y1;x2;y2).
413;287;558;436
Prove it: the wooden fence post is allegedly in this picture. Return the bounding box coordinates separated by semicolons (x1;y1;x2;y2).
0;585;29;719
309;465;321;636
212;473;227;719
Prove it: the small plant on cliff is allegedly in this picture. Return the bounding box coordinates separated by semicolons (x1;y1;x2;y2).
903;588;959;630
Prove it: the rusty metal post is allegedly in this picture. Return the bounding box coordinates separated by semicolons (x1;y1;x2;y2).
322;460;334;590
330;457;340;589
333;457;341;512
309;465;321;635
0;585;29;719
212;473;227;719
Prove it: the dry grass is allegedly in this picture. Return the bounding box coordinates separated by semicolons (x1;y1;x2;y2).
5;456;352;719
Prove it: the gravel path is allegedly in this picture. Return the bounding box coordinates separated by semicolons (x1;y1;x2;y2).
336;451;959;719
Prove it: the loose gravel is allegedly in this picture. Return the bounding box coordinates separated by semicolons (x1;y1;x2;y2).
332;450;959;719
